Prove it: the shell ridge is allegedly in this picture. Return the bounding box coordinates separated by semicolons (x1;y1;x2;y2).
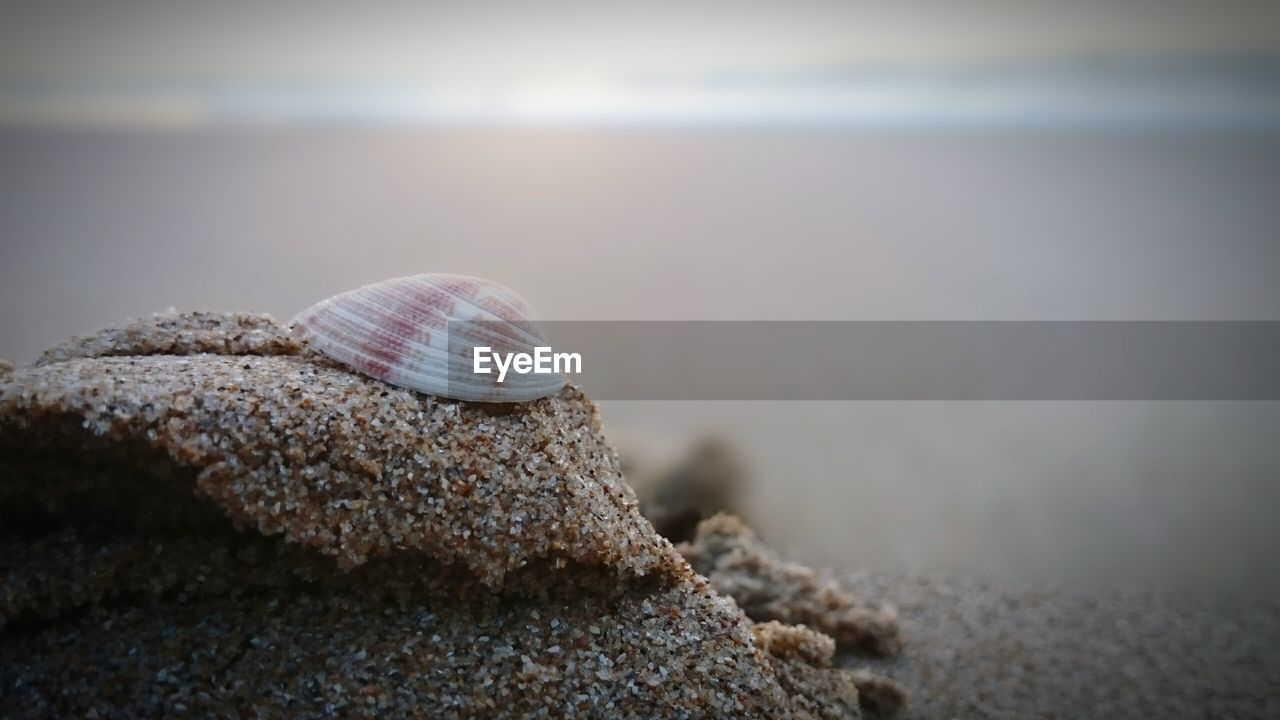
290;273;564;402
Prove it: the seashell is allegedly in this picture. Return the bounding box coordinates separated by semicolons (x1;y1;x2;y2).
291;274;565;403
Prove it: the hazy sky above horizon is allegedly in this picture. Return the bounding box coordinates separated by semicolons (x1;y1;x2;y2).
1;1;1279;125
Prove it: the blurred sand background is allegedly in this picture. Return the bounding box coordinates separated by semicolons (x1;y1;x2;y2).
3;1;1280;598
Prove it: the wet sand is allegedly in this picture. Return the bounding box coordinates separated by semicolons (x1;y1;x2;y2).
846;571;1280;719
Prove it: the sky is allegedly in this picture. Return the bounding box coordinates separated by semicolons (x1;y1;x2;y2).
1;1;1279;126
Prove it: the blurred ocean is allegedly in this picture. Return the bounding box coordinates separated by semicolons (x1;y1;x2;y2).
5;54;1280;129
2;126;1279;596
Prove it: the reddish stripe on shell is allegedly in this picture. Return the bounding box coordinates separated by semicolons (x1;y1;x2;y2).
401;281;458;317
359;314;418;379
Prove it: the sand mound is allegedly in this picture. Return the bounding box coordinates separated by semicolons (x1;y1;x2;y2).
1;311;898;719
35;310;304;366
680;514;902;658
9;312;681;586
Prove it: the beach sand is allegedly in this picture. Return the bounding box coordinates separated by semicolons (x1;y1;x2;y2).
845;572;1280;719
1;311;899;718
5;309;1279;718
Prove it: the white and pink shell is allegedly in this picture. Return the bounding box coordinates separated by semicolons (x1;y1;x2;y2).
290;274;564;403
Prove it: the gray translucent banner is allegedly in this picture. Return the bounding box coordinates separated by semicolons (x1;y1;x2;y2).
448;321;1280;400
